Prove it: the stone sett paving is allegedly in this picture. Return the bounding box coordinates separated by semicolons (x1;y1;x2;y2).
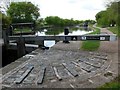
1;48;118;89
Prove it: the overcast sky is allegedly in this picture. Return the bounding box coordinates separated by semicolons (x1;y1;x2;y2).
21;0;107;20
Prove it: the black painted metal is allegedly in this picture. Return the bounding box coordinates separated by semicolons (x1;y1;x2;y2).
9;34;115;41
8;34;116;57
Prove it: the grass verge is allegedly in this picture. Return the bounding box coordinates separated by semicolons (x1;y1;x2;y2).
108;26;119;37
81;40;100;51
97;75;120;89
81;27;100;51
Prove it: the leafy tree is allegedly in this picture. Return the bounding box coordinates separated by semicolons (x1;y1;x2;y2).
84;20;96;25
45;16;84;27
45;16;63;26
95;1;119;27
107;1;119;26
96;11;109;27
0;12;11;30
7;2;40;23
35;18;47;30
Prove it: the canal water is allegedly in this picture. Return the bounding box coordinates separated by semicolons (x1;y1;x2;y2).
35;28;93;47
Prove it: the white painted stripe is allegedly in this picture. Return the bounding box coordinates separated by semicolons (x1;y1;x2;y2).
88;79;94;83
70;84;75;88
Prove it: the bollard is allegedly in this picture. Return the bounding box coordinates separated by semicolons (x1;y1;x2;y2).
63;27;70;43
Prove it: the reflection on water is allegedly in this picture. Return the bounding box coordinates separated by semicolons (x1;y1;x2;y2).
59;30;93;35
35;28;93;47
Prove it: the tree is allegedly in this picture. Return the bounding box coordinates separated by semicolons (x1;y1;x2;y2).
95;1;119;27
106;1;119;26
35;18;46;30
45;16;62;26
7;2;40;23
0;12;11;30
84;20;96;24
45;16;84;27
95;11;109;27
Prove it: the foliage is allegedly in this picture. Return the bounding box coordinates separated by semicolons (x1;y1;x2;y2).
107;1;119;26
45;16;64;27
44;16;95;27
85;20;96;24
98;83;120;89
35;18;45;31
7;2;40;23
98;75;120;89
0;12;11;30
108;26;119;37
95;1;119;27
96;11;110;27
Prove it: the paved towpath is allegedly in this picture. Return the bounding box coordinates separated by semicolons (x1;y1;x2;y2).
51;41;82;51
98;28;118;53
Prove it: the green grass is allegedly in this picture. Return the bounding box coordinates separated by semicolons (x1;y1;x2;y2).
108;26;119;37
97;75;120;89
90;28;100;34
98;82;120;89
81;40;100;51
81;27;100;51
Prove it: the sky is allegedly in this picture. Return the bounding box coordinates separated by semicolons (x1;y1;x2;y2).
13;0;107;20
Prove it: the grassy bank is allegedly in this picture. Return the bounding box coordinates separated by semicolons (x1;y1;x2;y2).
108;26;119;37
81;27;100;51
97;75;120;89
